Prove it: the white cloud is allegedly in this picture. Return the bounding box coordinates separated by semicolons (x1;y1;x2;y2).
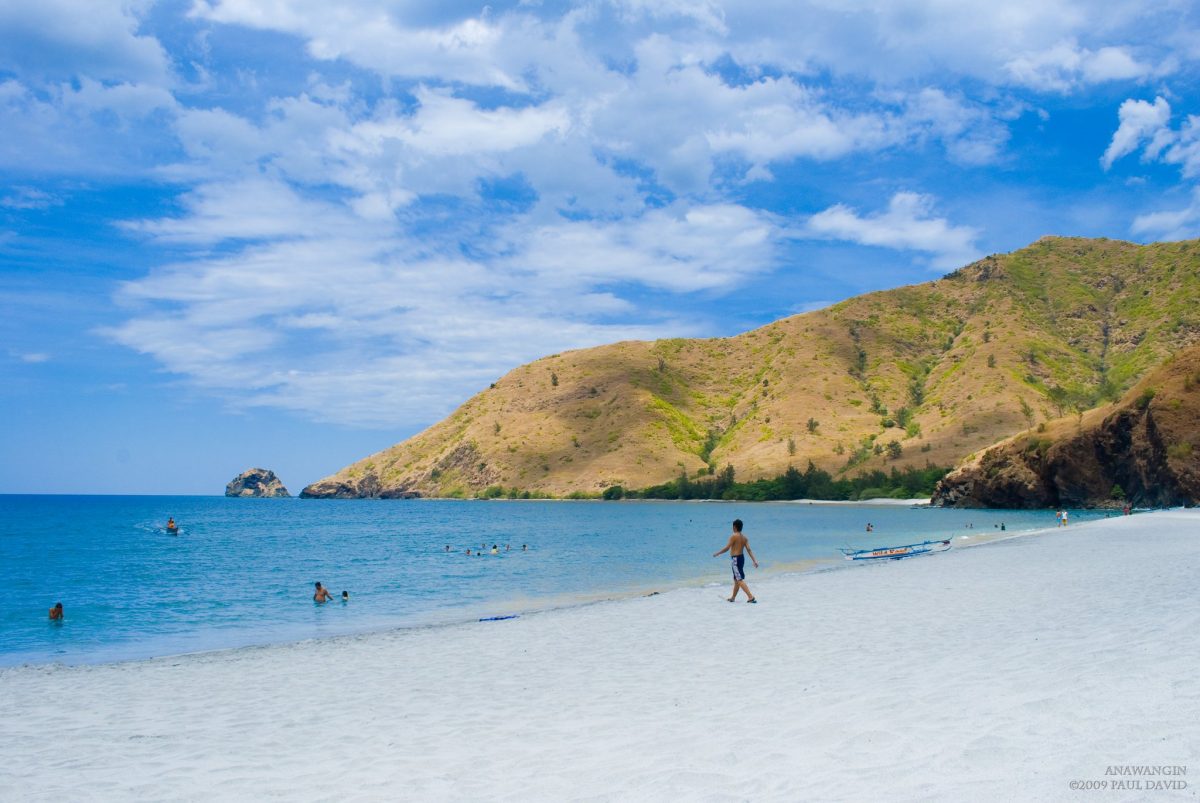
0;0;169;84
106;189;776;425
1005;41;1151;92
0;187;63;210
800;192;981;270
352;87;571;158
1131;188;1200;241
122;178;367;244
1101;96;1200;178
899;88;1013;166
191;0;522;88
504;203;778;292
0;78;177;174
1101;96;1172;170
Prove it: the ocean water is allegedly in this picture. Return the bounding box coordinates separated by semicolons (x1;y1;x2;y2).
0;495;1107;666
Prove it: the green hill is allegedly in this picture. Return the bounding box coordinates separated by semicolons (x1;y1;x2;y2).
302;237;1200;499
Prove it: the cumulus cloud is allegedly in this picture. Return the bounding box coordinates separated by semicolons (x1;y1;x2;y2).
1101;97;1172;170
1005;41;1151;92
1101;96;1200;178
801;192;981;270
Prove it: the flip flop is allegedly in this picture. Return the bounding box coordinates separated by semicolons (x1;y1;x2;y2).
747;598;757;604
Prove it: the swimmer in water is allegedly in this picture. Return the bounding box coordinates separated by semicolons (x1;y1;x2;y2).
522;544;528;551
49;602;63;621
491;544;499;555
466;548;472;556
341;591;349;603
313;582;334;603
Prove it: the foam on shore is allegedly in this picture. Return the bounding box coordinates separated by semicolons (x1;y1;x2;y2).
2;511;1197;801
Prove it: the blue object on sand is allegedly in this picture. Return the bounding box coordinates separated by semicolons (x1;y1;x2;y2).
839;539;951;561
479;615;519;622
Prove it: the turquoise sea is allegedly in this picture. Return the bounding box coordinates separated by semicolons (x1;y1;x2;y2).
1;496;1106;667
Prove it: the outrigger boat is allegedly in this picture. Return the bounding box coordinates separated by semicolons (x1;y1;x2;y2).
839;539;951;561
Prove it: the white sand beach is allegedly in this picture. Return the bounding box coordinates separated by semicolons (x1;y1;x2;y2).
2;511;1197;801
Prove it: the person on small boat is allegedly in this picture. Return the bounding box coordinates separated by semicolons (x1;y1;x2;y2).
313;582;334;603
713;519;758;603
48;602;63;621
166;517;177;531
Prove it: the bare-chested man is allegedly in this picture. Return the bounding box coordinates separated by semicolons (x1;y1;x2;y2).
313;582;334;603
48;602;64;620
713;519;758;603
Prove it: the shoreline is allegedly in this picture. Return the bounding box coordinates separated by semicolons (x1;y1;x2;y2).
0;511;1115;671
3;510;1196;799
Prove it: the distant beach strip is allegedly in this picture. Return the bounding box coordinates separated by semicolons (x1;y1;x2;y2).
1;510;1196;799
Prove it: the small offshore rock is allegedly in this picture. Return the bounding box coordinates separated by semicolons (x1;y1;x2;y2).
226;468;290;498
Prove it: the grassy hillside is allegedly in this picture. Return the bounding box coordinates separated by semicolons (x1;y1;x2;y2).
302;236;1200;498
932;344;1200;508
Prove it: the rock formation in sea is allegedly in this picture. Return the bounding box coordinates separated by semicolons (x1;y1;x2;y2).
225;468;291;498
932;346;1200;508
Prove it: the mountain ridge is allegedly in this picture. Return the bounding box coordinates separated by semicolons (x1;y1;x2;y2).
302;236;1200;499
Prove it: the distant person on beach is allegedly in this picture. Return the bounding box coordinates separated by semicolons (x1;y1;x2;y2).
48;602;63;621
1061;510;1069;526
713;519;758;603
313;582;334;603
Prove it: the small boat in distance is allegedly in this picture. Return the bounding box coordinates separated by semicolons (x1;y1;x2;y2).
840;539;951;561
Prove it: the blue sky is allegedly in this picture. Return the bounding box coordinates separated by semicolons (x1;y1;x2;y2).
3;0;1200;494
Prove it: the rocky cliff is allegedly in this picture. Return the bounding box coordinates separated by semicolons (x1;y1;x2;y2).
226;468;290;498
303;237;1200;499
932;346;1200;508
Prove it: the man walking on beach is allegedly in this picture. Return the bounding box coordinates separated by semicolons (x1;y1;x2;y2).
714;519;758;603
